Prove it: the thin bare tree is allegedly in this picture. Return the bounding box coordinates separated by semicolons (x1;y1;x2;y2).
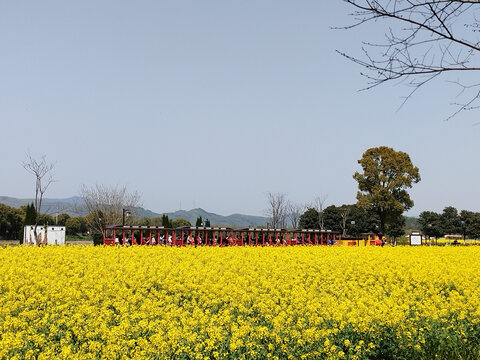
313;195;328;231
265;192;287;229
80;184;141;242
286;201;305;229
339;0;480;119
340;205;351;238
22;154;56;245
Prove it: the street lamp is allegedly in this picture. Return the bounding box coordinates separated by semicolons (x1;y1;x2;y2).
122;209;131;226
461;219;466;245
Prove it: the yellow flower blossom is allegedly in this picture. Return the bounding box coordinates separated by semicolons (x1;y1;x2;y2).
0;246;479;358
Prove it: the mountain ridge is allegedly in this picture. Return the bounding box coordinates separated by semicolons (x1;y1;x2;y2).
0;196;267;227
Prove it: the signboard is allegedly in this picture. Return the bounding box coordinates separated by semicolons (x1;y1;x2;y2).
409;232;422;246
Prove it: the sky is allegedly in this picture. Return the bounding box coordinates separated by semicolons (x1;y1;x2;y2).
1;1;479;217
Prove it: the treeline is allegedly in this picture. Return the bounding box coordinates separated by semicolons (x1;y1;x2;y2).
297;204;405;239
0;203;89;240
134;215;211;228
419;206;480;239
5;202;478;242
0;203;212;241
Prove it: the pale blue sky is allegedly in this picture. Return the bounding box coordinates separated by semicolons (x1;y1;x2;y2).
1;1;478;216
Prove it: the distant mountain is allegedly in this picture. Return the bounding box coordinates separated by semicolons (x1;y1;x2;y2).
404;216;420;230
0;196;84;215
165;208;267;227
0;196;267;228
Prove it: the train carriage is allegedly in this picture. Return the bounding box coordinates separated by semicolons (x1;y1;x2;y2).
103;225;344;246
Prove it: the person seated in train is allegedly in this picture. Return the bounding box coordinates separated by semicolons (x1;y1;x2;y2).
297;236;302;244
151;236;157;245
167;235;173;245
197;235;202;245
159;235;165;244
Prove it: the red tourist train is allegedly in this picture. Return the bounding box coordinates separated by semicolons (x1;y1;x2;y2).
102;225;342;246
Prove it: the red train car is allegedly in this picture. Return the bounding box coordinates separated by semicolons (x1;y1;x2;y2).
103;225;341;246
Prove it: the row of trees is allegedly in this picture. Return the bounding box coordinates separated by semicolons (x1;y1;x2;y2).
264;193;328;230
0;200;207;242
0;202;91;241
265;146;420;240
298;204;406;240
118;215;211;229
264;194;406;239
0;204;24;240
419;207;480;240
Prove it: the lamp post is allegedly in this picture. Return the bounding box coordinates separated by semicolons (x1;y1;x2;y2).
122;209;131;227
461;219;466;245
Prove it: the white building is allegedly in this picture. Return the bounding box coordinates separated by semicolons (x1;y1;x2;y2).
24;226;66;245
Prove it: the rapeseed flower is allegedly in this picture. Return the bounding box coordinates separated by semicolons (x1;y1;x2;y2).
0;246;479;359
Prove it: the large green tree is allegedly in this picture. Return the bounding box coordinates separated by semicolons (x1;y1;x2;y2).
65;217;83;236
418;211;442;240
56;213;70;226
460;210;480;240
322;206;342;233
24;203;37;226
298;208;319;230
386;215;406;244
353;147;420;234
0;204;24;240
162;214;171;227
440;206;461;235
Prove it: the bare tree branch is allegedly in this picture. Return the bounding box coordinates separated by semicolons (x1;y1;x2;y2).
286;201;306;229
80;184;142;237
340;206;351;238
22;154;56;245
313;195;328;231
265;192;287;229
339;0;480;118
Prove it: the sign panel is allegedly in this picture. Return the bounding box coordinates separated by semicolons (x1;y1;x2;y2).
410;234;422;246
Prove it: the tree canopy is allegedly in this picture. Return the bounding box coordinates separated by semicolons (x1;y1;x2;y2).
0;204;24;240
353;146;420;233
299;208;319;230
171;218;191;228
80;184;141;243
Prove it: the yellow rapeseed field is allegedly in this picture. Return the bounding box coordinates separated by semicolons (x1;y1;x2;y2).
1;246;480;359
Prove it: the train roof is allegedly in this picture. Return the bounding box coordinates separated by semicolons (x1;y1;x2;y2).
104;225;340;234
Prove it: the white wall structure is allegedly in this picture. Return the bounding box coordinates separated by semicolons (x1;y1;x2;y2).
24;226;66;245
